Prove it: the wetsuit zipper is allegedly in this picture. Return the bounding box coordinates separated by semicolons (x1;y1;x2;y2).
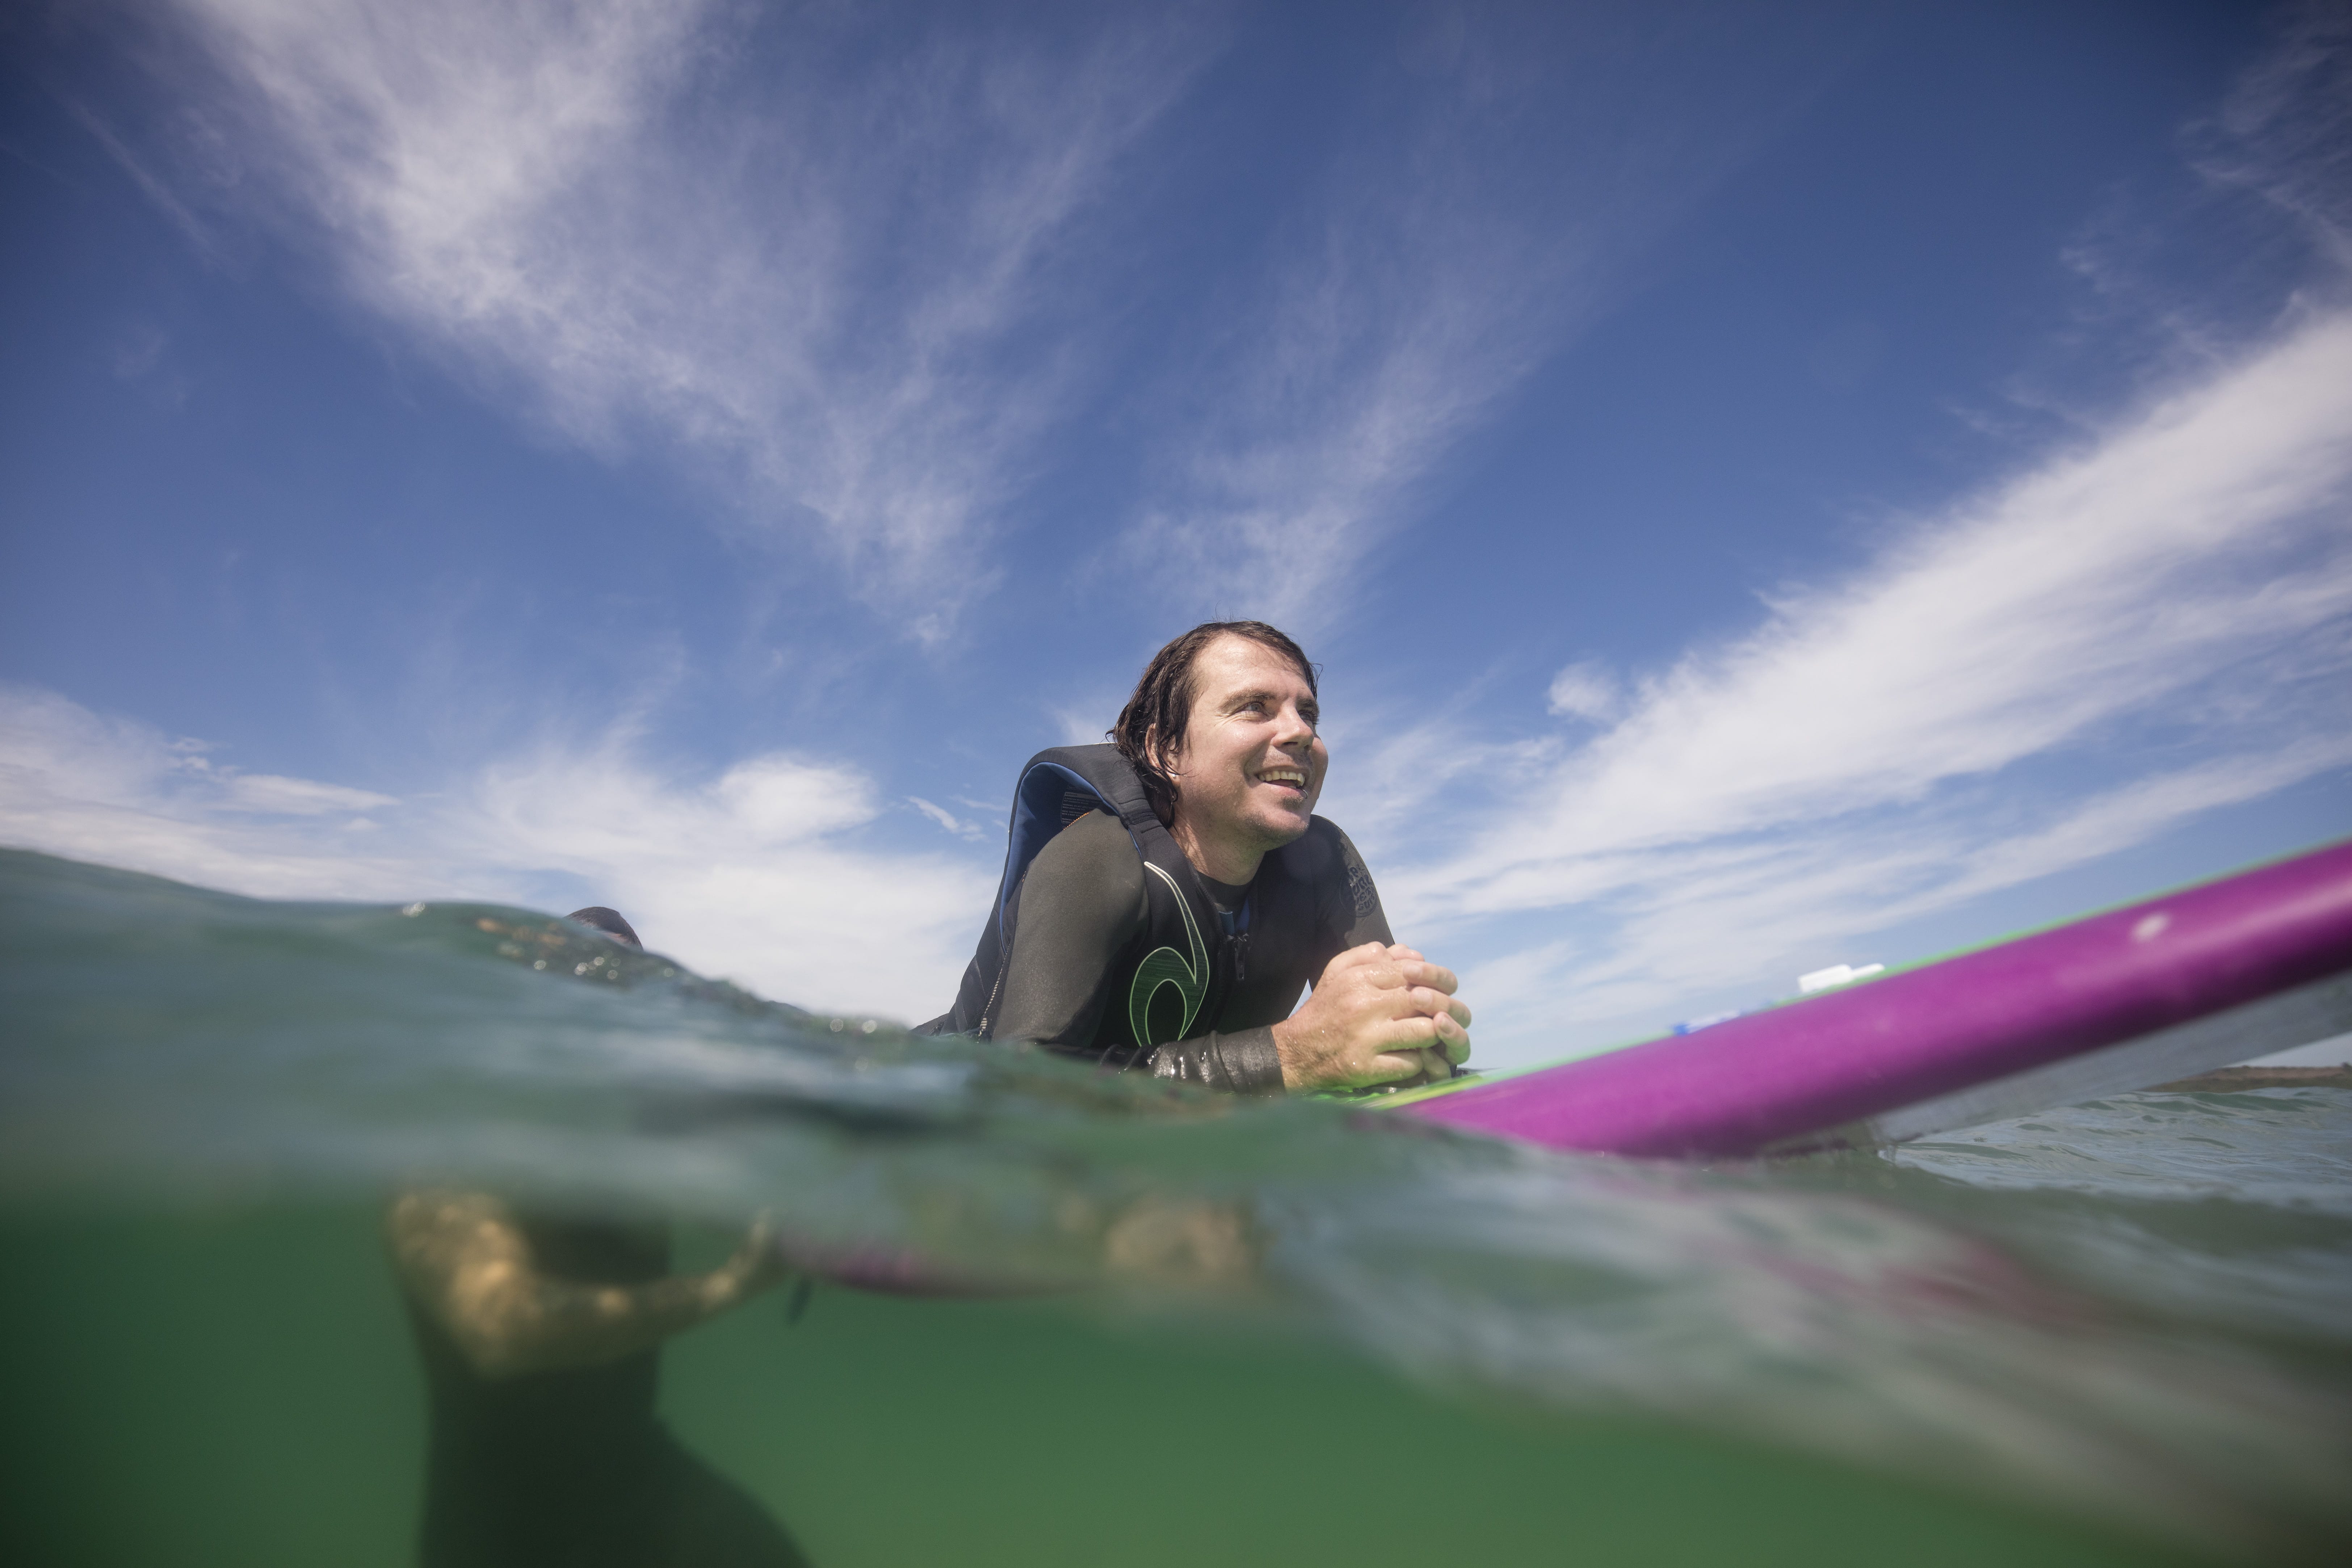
976;959;1006;1038
1219;895;1254;984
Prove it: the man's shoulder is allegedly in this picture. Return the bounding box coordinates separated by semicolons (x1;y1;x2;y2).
1271;815;1352;878
1028;808;1145;887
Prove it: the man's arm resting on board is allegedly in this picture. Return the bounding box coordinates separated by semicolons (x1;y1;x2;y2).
1148;1027;1286;1092
385;1190;786;1379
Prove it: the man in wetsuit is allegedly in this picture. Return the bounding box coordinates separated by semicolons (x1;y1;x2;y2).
387;907;812;1568
934;622;1473;1092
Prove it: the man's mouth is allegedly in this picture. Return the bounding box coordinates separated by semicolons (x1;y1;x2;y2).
1256;766;1309;795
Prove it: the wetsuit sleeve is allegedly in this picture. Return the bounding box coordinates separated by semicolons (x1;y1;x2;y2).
1148;1029;1285;1093
989;811;1147;1049
1320;825;1394;961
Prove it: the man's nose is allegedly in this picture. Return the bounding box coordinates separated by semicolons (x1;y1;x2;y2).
1273;705;1316;749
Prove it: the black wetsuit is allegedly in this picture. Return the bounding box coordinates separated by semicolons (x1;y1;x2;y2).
406;1213;810;1568
980;808;1393;1092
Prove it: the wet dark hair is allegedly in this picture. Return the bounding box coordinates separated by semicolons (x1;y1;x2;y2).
1111;621;1318;827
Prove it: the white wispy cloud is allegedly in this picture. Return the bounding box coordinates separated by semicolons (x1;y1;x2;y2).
0;684;991;1018
1118;7;1854;630
139;0;1841;643
0;684;446;901
906;796;988;841
219;773;398;816
63;98;225;262
1051;702;1114;749
2191;0;2352;265
1546;661;1622;724
155;0;1220;634
1391;309;2352;1052
446;739;993;1012
1122;210;1568;631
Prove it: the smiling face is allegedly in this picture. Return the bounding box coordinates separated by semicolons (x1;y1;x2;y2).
1157;633;1327;883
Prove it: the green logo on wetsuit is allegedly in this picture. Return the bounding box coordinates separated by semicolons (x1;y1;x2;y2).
1129;862;1208;1046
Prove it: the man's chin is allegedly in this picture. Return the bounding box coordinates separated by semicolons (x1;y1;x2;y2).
1249;809;1314;848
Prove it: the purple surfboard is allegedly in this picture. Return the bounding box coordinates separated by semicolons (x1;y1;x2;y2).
1392;841;2352;1159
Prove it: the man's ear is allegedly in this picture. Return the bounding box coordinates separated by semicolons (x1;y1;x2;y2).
1141;724;1181;828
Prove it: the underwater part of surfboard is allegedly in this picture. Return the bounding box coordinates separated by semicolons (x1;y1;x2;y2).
1385;840;2352;1160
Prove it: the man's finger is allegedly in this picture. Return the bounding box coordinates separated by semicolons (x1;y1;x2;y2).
1399;1047;1448;1084
1433;1016;1472;1062
1389;1010;1468;1056
1361;1049;1430;1085
1394;984;1446;1017
1373;1012;1451;1054
1399;984;1471;1028
1393;984;1472;1027
1396;959;1459;996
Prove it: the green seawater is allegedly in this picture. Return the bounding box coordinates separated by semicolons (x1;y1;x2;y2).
3;848;2347;1565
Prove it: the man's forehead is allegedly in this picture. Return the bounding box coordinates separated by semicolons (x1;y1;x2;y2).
1194;635;1312;696
1185;639;1317;714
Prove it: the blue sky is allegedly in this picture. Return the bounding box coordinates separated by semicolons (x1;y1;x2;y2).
4;0;2348;1068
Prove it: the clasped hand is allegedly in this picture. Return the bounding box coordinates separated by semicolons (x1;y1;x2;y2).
1271;943;1472;1090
